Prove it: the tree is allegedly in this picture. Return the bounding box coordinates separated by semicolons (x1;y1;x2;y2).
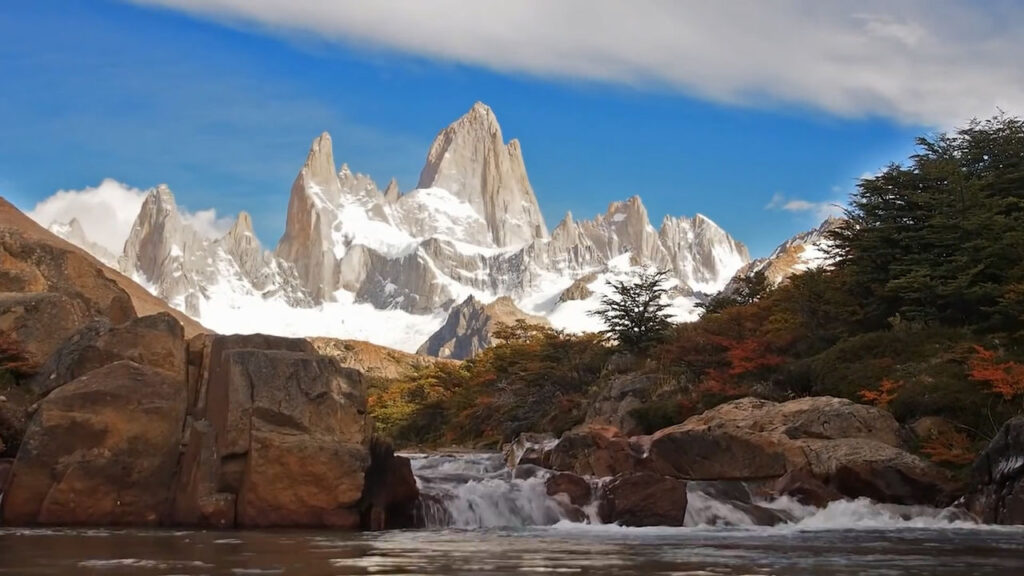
591;268;673;351
697;269;772;316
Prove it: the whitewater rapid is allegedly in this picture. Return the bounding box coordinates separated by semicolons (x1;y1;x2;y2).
408;452;982;532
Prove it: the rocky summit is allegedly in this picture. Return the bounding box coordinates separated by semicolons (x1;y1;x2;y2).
42;102;757;355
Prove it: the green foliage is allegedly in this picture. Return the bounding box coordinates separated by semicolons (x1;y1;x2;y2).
591;268;673;351
832;114;1024;333
697;269;773;316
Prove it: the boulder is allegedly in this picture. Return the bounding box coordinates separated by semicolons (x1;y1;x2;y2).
546;426;642;477
598;472;687;527
643;397;953;506
801;438;960;506
361;438;420;530
30;312;186;397
176;334;372;529
504;432;556;468
771;469;843;508
546;472;592;507
1;361;186;526
963;417;1024;524
0;293;94;370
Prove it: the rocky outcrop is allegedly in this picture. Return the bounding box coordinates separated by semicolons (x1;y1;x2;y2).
310;337;454;380
122;186;308;316
963;417;1024;524
644;397;957;505
583;372;663;436
29;312;186;397
597;472;687;527
545;472;592;507
176;333;371;529
0;196;205;338
361;437;420;530
527;397;957;508
558;272;597;303
2;361;186;526
545;425;643;477
418;102;547;248
418;295;549;360
1;201;137;366
725;216;842;292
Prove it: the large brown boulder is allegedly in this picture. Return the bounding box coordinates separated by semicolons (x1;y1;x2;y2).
1;361;186;526
30;313;186;397
175;334;371;529
643;397;954;506
597;472;687;527
546;472;593;507
546;425;643;477
801;438;960;506
963;417;1024;524
361;438;420;530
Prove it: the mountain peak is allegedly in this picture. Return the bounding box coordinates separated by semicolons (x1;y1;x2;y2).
230;211;255;237
417;103;547;247
302;132;338;188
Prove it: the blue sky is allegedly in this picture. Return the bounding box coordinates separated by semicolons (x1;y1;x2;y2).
3;0;1021;257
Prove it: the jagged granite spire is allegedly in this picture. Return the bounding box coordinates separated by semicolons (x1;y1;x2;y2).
418;101;548;248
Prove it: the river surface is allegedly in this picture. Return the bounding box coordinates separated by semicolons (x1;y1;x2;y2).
2;453;1023;575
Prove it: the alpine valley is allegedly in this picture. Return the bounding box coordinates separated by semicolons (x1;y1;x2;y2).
39;102;827;358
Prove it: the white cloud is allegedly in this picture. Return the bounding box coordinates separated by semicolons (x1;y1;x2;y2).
181;208;234;240
27;178;233;256
128;0;1024;126
28;179;148;255
766;192;845;220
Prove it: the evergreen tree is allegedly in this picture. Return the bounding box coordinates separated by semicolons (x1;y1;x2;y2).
591;268;673;350
831;114;1024;333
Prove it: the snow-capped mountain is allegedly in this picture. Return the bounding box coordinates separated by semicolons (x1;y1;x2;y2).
43;102;752;353
725;216;843;290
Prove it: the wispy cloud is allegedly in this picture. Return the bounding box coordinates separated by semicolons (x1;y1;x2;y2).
766;192;846;221
128;0;1024;125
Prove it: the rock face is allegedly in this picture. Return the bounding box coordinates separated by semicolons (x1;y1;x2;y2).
418;101;547;248
2;328;376;528
2;361;186;526
0;197;205;340
176;333;371;529
597;472;687;527
417;295;550;359
1;202;137;366
122;186;308;316
725;216;842;292
963;417;1024;524
29;312;186;397
643;397;957;505
545;425;643;477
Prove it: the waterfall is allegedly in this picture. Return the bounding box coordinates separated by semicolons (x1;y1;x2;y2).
409;453;567;528
408;453;980;531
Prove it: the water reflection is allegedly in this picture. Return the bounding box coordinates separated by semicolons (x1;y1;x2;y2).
2;525;1024;575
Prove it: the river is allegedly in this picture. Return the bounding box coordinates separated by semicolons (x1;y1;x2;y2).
1;453;1023;575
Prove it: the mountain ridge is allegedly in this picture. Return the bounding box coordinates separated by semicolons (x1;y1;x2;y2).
35;102;762;354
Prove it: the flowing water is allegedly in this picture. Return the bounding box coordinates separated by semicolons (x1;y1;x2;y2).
2;453;1024;575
